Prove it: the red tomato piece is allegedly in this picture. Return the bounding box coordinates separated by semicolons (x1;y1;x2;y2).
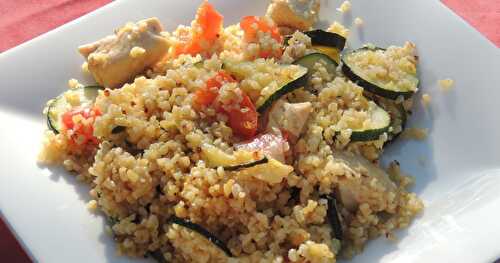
227;95;258;139
240;16;282;43
62;106;101;146
194;71;235;108
174;1;223;57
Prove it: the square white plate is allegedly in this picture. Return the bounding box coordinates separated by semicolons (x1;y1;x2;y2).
1;0;499;262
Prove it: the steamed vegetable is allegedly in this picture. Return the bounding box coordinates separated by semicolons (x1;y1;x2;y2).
293;52;338;93
325;195;343;241
286;30;346;62
47;85;102;134
172;1;223;57
342;46;419;100
194;71;258;138
256;65;308;113
349;103;391;141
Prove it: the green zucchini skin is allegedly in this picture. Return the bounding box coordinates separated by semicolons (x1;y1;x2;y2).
305;30;346;51
293;52;338;93
224;156;269;171
350;104;391;142
341;47;416;100
286;30;346;51
350;126;389;142
375;97;407;142
256;68;308;114
170;216;233;257
325;103;391;142
46;102;60;134
46;85;103;133
325;195;343;241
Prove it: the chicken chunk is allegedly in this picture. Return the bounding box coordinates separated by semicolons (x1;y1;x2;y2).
266;0;320;31
333;151;397;212
267;99;313;139
78;17;169;88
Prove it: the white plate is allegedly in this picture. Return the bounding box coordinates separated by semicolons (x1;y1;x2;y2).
1;0;499;262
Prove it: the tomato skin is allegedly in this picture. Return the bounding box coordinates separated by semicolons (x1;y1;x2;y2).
227;95;258;139
240;16;283;59
196;1;223;42
193;71;257;138
62;106;101;146
173;1;223;57
240;16;282;43
194;71;235;108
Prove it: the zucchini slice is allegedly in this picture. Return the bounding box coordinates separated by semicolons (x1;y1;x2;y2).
312;45;341;64
305;30;346;51
305;30;346;63
46;85;102;133
224;156;269;171
325;195;343;241
286;30;346;62
341;47;419;100
373;96;407;141
350;103;390;141
170;216;233;257
286;30;346;52
222;60;308;113
256;65;308;113
293;53;338;93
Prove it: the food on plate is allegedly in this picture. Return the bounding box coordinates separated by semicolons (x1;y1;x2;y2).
336;1;352;13
78;17;169;88
39;1;424;262
438;78;454;91
266;0;320;31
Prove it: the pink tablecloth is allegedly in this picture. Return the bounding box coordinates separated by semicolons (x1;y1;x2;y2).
0;0;498;262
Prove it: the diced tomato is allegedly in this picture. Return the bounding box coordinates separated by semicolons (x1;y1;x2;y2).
240;16;282;43
194;71;235;108
173;1;223;57
227;95;258;139
196;1;223;42
62;106;101;146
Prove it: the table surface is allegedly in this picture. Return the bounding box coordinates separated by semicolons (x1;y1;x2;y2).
0;0;498;262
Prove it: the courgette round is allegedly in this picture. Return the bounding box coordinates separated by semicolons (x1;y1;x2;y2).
46;85;102;133
285;30;346;63
293;53;338;93
373;96;407;142
341;47;419;100
350;103;391;141
256;66;308;114
303;30;346;52
311;45;341;63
